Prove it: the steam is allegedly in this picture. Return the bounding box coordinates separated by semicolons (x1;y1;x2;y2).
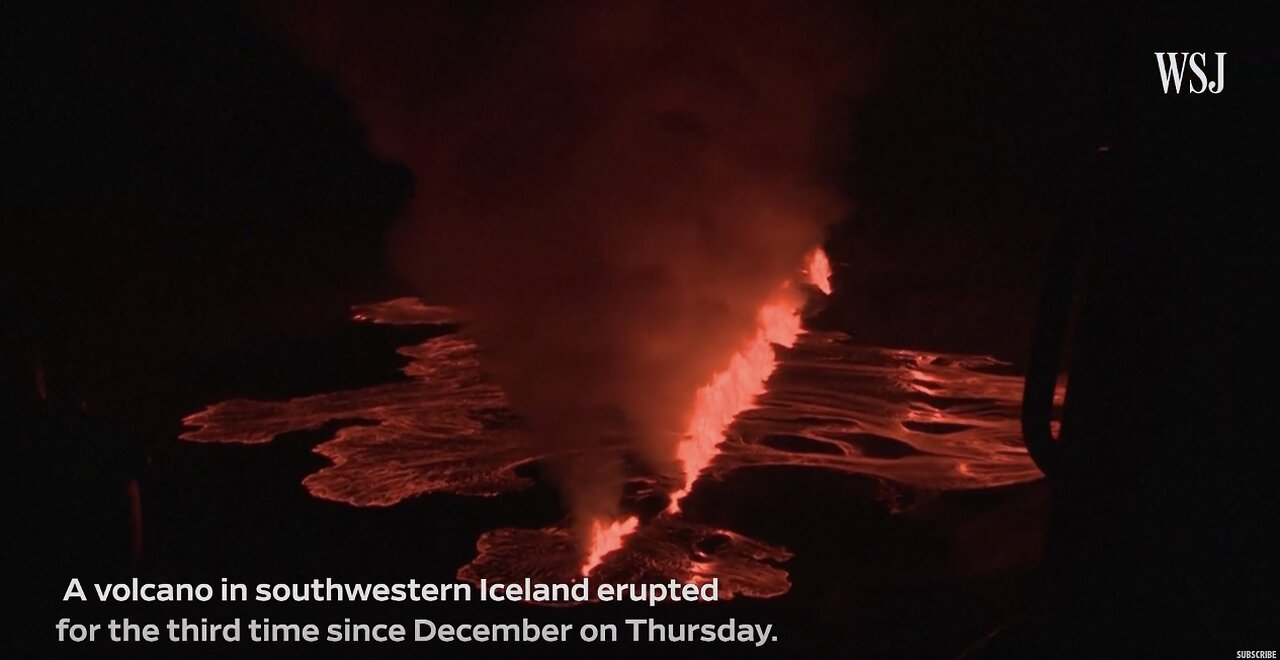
256;1;857;532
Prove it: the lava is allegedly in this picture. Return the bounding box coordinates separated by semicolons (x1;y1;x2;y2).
581;516;639;577
668;292;804;512
667;249;828;513
588;249;828;566
805;248;833;294
181;291;1052;600
576;291;797;572
457;518;793;602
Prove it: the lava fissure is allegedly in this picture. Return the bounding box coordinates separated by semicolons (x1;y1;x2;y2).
181;288;1048;597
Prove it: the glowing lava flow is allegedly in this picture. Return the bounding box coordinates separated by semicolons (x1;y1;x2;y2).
183;280;1053;592
579;274;810;570
805;248;833;295
580;249;830;572
581;516;639;576
668;299;801;511
667;248;832;513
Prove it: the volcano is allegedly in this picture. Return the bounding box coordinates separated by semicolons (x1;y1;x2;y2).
182;256;1047;600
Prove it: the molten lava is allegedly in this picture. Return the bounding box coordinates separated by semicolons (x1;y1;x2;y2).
582;516;639;576
583;249;829;569
668;294;804;512
181;257;1056;595
666;250;832;513
805;247;833;294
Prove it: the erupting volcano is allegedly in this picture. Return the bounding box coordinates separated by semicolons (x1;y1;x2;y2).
183;256;1048;598
178;0;1050;603
581;248;830;575
581;517;639;577
669;250;829;513
667;296;802;512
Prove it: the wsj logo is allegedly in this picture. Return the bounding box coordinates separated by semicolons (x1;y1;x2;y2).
1155;52;1227;94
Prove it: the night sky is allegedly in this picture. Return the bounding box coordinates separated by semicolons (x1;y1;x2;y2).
6;0;1276;656
9;0;1272;387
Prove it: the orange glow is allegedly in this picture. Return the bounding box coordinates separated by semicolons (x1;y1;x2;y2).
581;516;639;576
668;249;832;513
805;247;832;294
185;288;1050;592
578;249;832;573
668;293;802;512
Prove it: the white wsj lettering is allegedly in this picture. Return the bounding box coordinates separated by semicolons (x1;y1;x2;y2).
1155;52;1227;94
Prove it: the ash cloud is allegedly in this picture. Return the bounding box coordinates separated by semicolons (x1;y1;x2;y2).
255;0;862;532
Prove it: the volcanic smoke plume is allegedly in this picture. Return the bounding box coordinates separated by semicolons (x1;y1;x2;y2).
256;1;860;535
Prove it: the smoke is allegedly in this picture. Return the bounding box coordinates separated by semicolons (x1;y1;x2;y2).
255;0;860;530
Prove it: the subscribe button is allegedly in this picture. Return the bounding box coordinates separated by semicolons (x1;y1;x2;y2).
1237;652;1277;659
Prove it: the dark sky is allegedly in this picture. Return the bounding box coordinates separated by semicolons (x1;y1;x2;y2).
5;6;1274;655
8;1;409;359
7;0;1274;400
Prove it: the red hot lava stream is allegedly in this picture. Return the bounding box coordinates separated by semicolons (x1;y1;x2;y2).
182;260;1054;600
581;517;640;576
805;248;833;295
581;249;832;574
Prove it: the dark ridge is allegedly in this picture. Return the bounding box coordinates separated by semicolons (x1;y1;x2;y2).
906;393;1000;409
836;432;926;459
693;533;733;557
179;321;450;404
760;433;845;456
901;420;976;435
